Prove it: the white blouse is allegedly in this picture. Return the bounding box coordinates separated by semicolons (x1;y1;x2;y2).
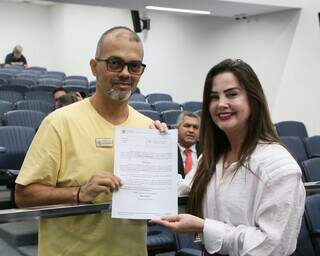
179;143;305;256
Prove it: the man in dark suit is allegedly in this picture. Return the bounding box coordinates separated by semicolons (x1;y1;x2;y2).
177;111;201;178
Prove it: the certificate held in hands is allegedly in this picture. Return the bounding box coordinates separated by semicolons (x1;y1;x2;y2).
112;127;178;219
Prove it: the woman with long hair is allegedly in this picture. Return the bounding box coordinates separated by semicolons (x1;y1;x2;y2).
152;59;305;255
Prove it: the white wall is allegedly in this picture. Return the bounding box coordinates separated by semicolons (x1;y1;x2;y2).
273;0;320;134
1;1;320;134
0;2;53;68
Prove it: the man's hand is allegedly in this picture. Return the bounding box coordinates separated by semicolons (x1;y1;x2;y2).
79;171;122;203
149;120;168;133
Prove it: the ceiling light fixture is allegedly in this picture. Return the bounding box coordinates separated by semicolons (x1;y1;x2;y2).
145;6;211;15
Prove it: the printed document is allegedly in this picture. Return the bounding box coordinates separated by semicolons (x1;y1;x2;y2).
112;127;178;219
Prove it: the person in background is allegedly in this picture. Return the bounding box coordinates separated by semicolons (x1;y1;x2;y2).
4;45;28;68
52;87;68;109
177;111;200;178
152;59;305;256
15;26;166;256
55;93;78;109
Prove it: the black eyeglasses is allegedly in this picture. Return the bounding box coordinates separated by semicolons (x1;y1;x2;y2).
95;57;146;75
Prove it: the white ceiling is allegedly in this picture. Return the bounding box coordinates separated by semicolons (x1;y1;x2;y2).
1;0;303;17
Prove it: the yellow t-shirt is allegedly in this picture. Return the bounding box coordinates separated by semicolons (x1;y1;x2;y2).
16;98;153;256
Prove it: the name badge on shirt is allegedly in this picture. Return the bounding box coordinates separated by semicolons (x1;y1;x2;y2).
95;138;113;148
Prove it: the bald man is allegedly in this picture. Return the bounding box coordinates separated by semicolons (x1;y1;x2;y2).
15;26;166;256
4;45;28;68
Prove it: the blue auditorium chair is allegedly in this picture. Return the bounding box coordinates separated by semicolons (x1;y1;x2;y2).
89;85;96;93
147;224;176;255
280;136;308;165
89;80;96;87
181;101;202;112
37;78;62;86
27;66;47;73
0;126;37;245
0;77;8;85
65;75;88;82
153;101;181;113
43;71;66;80
139;110;161;121
30;84;57;92
15;73;39;81
25;91;53;104
64;79;88;87
129;93;145;102
0;73;14;82
301;158;320;182
10;77;36;87
0;126;34;171
0;100;14;124
146;93;173;104
4;110;45;130
305;194;320;254
129;101;153;111
304;136;320;159
0;84;29;94
162;110;183;128
0;90;24;103
16;100;53;115
275;121;308;139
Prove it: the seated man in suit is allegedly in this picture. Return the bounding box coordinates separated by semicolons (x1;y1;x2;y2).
177;111;200;178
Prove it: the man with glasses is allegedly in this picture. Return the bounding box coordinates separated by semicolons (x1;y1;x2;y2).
15;26;166;256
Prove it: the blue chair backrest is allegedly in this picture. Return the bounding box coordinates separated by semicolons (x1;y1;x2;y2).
0;100;14;124
16;100;52;115
153;101;181;113
37;78;62;86
161;110;182;127
293;216;316;256
305;194;320;255
64;76;88;83
304;136;320;159
27;66;47;73
25;91;53;104
139;110;161;121
0;90;24;103
30;85;57;92
301;158;320;182
0;126;35;169
275;121;308;139
0;84;29;94
129;93;145;102
64;79;88;86
0;73;13;82
129;101;153;111
181;101;202;112
43;71;66;80
280;136;308;164
146;93;172;104
4;110;45;130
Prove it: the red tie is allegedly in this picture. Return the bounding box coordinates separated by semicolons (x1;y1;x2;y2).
184;147;192;174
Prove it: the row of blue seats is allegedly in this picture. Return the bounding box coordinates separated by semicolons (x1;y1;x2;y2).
0;66;90;83
0;84;94;95
0;99;52;116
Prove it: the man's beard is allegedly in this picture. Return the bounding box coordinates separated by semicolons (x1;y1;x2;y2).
104;87;132;101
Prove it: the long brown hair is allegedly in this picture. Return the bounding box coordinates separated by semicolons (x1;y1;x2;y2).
188;59;280;217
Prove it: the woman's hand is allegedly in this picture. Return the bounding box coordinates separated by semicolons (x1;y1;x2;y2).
151;213;204;233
